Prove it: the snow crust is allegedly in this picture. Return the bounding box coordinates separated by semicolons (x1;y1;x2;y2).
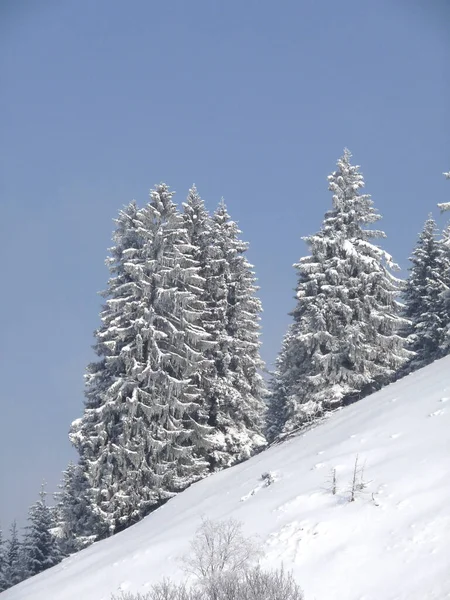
3;357;450;600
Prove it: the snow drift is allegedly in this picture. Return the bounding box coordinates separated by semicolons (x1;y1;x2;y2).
3;357;450;600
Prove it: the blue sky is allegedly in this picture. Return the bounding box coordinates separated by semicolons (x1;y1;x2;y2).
0;0;449;530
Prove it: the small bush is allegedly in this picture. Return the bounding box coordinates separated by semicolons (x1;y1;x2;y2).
349;455;368;502
112;567;303;600
261;472;276;486
181;518;262;580
207;566;304;600
112;519;303;600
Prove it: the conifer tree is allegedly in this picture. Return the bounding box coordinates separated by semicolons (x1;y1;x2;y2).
5;521;23;588
0;525;7;592
181;186;219;449
436;171;450;350
268;150;410;436
70;200;144;538
435;222;450;355
54;461;97;555
203;201;266;467
182;188;267;466
72;186;212;537
132;183;213;488
22;485;60;578
403;216;446;369
266;326;299;442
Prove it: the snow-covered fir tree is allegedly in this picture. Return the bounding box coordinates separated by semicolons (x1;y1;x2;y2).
71;186;213;537
4;521;23;589
205;200;266;466
70;200;144;538
403;216;447;370
435;221;450;356
266;326;298;443
268;149;411;437
182;189;266;467
436;170;450;352
54;461;97;555
0;525;7;592
22;485;60;578
181;186;219;456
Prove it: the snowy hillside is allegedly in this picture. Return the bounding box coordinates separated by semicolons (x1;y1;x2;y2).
3;357;450;600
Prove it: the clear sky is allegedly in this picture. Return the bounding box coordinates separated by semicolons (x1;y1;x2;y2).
1;0;449;530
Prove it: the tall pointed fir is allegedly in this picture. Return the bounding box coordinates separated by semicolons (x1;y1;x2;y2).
436;221;450;356
5;521;23;589
266;326;298;442
208;200;266;466
268;150;410;438
70;200;143;538
403;216;447;370
22;485;61;578
182;189;266;468
54;461;97;555
71;186;213;537
0;525;7;592
437;170;450;351
181;186;219;460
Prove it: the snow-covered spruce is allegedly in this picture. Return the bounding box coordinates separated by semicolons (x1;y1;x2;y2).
435;220;450;356
4;522;23;589
53;461;97;555
402;216;447;371
200;199;267;468
0;525;7;592
22;485;60;579
266;325;299;442
268;149;411;438
70;186;214;537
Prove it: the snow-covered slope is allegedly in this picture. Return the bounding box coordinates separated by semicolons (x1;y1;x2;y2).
4;358;450;600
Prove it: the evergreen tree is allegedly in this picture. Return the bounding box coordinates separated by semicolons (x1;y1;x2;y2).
403;216;446;369
0;525;7;592
436;222;450;355
5;521;23;588
436;171;450;350
181;186;220;456
266;326;299;442
54;461;97;555
269;150;410;436
71;200;147;537
182;187;267;467
203;200;266;467
22;485;60;578
72;186;212;537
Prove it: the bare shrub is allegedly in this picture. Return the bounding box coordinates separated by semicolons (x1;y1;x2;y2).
181;518;262;580
213;566;304;600
112;582;201;600
325;468;337;495
349;455;368;502
112;519;303;600
112;567;303;600
261;472;276;486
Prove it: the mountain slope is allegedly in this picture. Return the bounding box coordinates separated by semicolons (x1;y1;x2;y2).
3;357;450;600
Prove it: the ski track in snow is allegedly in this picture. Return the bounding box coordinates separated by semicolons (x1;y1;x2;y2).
3;357;450;600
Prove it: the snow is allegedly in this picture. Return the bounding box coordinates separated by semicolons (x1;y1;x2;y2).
3;357;450;600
